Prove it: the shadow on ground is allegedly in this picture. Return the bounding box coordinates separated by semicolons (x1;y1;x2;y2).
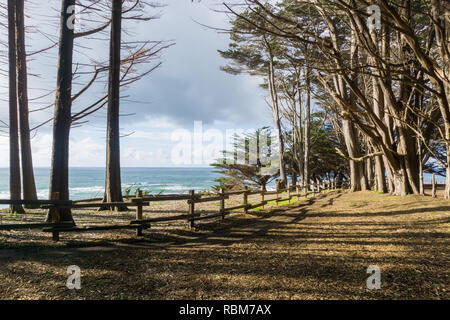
0;191;448;299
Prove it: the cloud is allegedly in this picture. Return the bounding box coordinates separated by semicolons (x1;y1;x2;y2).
69;137;106;167
133;115;179;130
114;0;271;128
0;0;273;168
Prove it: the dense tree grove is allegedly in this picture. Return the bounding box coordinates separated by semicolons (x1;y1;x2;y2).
219;0;449;197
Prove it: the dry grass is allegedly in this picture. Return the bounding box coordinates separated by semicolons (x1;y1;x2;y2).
0;190;448;300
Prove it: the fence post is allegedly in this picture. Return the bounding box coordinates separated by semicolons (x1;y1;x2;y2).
304;182;308;198
220;188;225;219
51;192;60;242
135;189;143;236
261;185;265;209
432;174;437;198
243;186;248;214
276;180;280;205
296;182;300;199
188;190;195;228
287;182;291;204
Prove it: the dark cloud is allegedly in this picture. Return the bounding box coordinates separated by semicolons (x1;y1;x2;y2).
118;0;271;128
0;0;274;167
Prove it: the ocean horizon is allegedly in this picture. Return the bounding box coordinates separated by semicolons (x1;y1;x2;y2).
0;167;445;203
0;167;223;201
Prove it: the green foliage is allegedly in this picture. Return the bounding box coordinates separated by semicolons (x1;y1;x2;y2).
123;183;136;197
212;176;238;192
212;127;278;191
124;183;164;197
218;4;283;78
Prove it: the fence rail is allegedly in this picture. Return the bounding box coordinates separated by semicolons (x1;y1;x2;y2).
0;179;340;241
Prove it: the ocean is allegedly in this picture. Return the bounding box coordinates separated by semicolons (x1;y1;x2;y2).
0;167;445;205
0;167;222;202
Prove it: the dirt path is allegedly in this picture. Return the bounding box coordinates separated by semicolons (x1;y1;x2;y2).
0;191;448;299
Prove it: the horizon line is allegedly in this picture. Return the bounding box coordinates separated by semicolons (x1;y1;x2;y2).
0;166;214;169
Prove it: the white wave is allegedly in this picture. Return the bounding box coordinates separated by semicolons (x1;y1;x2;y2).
0;186;105;200
0;183;217;199
70;186;105;193
0;191;10;199
36;189;49;199
159;185;190;191
0;189;49;199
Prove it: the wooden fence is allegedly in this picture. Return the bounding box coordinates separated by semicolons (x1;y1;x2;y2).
0;179;339;241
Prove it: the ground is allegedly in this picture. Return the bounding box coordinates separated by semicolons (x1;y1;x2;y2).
0;190;448;299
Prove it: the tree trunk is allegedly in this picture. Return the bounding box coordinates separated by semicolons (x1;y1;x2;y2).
46;0;75;223
290;105;299;178
263;37;286;187
366;156;373;190
444;1;450;200
303;66;311;188
8;0;24;214
342;119;366;191
296;70;304;181
344;29;367;192
397;0;419;195
381;24;396;194
445;151;450;200
418;133;424;195
369;28;387;193
385;158;394;194
374;156;386;193
102;0;127;211
390;162;409;196
16;0;38;208
431;0;450;199
397;126;420;194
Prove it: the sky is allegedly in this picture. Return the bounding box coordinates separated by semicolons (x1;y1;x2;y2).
0;0;273;168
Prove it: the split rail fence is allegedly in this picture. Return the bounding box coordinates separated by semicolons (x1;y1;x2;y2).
0;180;339;241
